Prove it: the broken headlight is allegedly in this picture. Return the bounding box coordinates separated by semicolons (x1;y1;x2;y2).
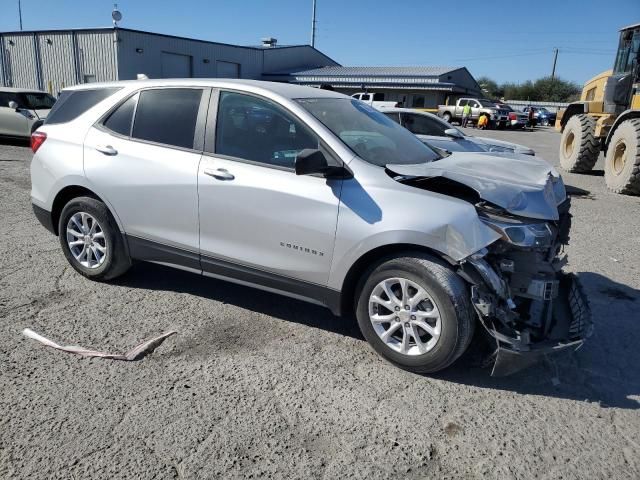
481;218;553;248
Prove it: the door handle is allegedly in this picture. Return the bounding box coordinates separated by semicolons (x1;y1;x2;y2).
204;168;234;180
95;145;118;156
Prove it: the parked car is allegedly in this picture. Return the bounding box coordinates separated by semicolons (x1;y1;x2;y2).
30;80;590;376
437;98;510;128
381;108;535;155
496;103;528;128
351;92;398;109
522;106;557;126
0;88;56;139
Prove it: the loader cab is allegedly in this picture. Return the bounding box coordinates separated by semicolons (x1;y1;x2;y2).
606;24;640;112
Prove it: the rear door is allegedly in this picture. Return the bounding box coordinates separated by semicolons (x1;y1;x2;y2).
84;87;209;268
197;90;342;290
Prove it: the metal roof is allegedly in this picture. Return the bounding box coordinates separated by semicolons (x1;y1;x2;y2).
283;66;461;77
0;27;334;56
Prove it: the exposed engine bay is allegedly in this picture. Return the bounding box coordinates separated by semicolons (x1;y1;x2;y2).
463;199;592;376
387;154;593;375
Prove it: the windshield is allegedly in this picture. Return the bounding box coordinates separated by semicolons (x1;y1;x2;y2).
19;92;56;110
296;98;440;166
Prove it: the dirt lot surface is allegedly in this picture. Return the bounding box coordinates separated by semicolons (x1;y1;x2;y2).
1;127;639;479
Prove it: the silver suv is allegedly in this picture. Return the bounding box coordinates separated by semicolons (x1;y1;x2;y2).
30;79;591;375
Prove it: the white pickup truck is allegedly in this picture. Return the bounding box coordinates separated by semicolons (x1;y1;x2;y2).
351;92;398;109
437;98;510;128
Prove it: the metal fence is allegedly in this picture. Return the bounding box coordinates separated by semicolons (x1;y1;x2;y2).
505;99;569;112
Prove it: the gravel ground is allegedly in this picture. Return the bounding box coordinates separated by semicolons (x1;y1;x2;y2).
1;128;639;479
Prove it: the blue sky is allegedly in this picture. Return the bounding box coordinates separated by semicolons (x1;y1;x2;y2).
2;0;637;84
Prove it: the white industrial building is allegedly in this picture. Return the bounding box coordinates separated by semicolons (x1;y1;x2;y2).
0;27;338;94
0;27;481;109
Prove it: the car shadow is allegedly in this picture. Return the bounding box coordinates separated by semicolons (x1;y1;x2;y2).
0;137;30;147
434;271;640;410
114;262;362;340
116;263;639;409
578;169;605;177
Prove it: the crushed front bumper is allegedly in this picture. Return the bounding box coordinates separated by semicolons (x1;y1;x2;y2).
473;273;592;376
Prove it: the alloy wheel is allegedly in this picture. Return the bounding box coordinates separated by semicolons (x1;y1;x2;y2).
368;277;442;356
66;212;107;268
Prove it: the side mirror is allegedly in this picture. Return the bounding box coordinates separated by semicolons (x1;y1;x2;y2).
295;149;348;178
8;101;19;110
444;128;464;139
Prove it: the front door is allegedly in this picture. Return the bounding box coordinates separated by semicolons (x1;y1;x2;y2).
198;90;342;291
84;87;208;268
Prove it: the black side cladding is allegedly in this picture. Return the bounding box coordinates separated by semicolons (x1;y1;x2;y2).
32;204;55;234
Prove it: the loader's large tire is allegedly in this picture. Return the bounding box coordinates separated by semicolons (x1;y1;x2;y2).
604;118;640;195
559;114;600;172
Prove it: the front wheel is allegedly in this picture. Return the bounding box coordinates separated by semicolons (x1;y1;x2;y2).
604;118;640;195
559;114;599;172
355;254;475;374
59;196;131;281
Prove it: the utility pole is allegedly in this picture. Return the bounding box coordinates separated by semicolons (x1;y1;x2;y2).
18;0;23;30
311;0;317;47
551;47;559;80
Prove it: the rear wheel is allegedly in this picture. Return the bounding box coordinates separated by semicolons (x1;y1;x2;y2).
604;119;640;195
355;254;474;374
58;196;131;280
559;114;600;172
442;112;452;123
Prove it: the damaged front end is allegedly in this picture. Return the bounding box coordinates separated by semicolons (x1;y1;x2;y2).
386;154;592;375
460;199;592;376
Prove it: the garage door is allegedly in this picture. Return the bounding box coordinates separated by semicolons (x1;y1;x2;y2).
217;61;240;78
161;52;192;78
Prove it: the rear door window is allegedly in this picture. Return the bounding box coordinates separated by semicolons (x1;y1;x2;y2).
131;88;203;149
401;113;448;136
383;112;401;124
45;88;120;125
102;95;138;137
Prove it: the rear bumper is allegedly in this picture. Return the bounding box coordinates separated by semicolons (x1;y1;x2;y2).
32;203;55;234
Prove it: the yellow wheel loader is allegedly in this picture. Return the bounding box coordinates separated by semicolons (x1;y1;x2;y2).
556;23;640;194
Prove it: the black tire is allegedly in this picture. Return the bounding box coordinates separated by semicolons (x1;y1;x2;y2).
355;253;475;374
559;114;600;172
442;112;452;123
604;118;640;195
58;196;131;281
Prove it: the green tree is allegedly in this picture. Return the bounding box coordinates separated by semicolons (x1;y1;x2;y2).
476;76;581;102
476;76;503;99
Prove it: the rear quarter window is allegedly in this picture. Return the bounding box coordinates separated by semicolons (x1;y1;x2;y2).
45;88;120;125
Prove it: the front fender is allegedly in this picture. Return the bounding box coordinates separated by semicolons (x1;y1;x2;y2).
327;173;500;290
605;109;640;148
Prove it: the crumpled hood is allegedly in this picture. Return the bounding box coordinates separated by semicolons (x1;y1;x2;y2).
387;152;567;220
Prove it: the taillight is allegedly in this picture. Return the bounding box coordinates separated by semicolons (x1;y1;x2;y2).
509;113;516;121
31;131;47;153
